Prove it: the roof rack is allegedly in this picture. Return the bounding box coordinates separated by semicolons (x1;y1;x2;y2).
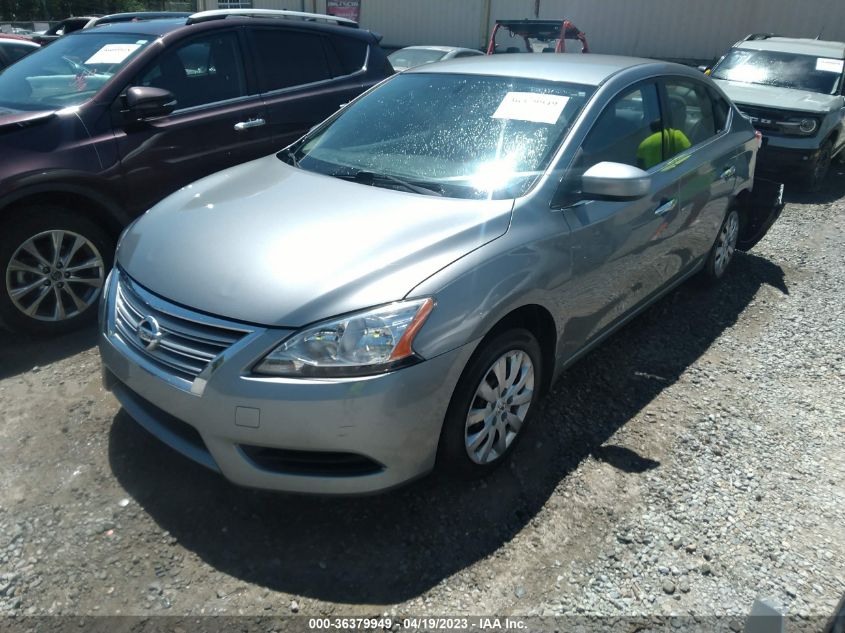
743;33;780;41
186;8;358;27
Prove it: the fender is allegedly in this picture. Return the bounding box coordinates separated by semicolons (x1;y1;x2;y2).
0;171;131;229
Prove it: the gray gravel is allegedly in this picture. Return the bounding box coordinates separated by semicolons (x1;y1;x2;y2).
0;167;843;624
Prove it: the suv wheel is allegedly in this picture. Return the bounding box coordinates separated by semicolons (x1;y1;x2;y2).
0;207;114;335
437;328;543;478
803;141;832;192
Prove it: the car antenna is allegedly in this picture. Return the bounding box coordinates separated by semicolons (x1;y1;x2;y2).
816;26;824;40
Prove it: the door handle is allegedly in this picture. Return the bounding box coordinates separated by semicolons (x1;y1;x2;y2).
654;198;677;216
234;118;266;131
719;165;737;181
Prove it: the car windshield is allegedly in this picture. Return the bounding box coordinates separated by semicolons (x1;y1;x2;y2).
388;48;447;68
711;48;844;95
286;73;593;200
0;32;153;111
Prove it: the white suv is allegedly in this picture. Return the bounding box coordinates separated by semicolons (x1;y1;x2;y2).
710;34;845;191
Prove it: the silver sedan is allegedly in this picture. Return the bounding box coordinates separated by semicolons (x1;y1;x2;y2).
99;54;776;494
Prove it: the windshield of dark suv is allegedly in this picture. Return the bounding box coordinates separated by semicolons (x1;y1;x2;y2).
0;32;153;110
284;73;593;199
711;48;844;95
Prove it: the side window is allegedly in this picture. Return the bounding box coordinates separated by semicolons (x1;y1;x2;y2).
710;90;730;132
252;29;332;91
328;35;368;75
578;82;664;171
665;80;718;150
138;32;247;110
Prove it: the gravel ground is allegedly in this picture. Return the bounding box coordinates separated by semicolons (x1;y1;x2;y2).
0;168;843;629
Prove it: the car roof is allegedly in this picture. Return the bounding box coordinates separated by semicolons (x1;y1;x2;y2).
406;53;658;86
0;33;40;45
737;37;845;58
396;45;476;53
81;15;379;40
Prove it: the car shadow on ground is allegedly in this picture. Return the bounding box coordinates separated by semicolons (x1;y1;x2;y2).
0;326;98;380
108;252;787;605
782;160;845;205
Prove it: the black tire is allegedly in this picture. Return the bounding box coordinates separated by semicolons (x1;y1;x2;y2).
699;208;740;285
802;141;832;193
0;206;114;336
437;328;543;479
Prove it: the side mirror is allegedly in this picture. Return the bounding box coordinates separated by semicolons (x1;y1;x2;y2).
124;86;176;121
580;162;651;201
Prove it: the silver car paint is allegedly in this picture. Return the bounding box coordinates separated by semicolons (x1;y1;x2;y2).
101;56;759;493
117;156;514;326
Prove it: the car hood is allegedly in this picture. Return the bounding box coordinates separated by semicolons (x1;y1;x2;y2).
117;155;514;327
0;106;56;131
714;79;845;113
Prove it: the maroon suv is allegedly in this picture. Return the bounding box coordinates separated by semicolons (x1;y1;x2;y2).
0;11;392;334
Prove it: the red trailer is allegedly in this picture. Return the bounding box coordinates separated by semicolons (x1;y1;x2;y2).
486;19;589;55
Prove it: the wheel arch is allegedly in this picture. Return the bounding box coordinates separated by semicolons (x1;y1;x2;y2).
473;303;558;396
0;184;129;239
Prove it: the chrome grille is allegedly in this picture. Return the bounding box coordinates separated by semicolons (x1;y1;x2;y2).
112;271;249;384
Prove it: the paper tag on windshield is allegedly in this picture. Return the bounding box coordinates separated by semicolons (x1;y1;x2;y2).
492;92;570;124
85;43;141;65
816;58;844;73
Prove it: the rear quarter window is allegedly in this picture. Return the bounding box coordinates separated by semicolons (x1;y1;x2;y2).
329;35;367;75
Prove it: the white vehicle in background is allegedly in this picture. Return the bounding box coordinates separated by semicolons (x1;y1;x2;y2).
388;45;483;71
709;34;845;191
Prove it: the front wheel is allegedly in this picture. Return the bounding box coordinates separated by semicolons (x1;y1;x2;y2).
0;207;114;335
437;328;543;478
802;141;832;192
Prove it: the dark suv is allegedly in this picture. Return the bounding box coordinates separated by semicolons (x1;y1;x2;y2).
0;10;392;334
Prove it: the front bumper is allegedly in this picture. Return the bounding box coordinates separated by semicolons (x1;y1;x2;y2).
757;134;819;174
99;270;475;494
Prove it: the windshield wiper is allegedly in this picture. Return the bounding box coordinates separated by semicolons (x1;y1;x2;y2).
331;170;443;197
280;148;300;168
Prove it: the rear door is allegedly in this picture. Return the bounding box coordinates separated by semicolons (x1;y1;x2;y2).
658;78;745;270
114;28;271;215
246;26;375;150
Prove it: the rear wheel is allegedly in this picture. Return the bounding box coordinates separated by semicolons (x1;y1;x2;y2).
700;208;740;284
437;328;543;478
0;207;114;335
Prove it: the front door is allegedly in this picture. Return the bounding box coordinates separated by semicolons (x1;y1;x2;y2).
557;81;681;355
113;29;271;216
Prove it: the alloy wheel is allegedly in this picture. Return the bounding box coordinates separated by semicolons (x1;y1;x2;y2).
464;349;535;464
5;230;105;322
714;211;739;278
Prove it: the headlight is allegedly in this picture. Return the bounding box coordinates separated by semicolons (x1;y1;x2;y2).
253;298;435;378
781;117;819;135
797;118;818;134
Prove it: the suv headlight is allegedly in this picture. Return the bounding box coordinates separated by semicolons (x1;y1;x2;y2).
782;116;819;135
253;298;435;378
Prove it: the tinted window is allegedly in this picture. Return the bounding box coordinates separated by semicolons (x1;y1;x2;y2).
0;33;153;110
330;35;367;75
666;80;717;148
710;90;730;132
252;29;331;91
579;83;667;171
139;32;247;110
